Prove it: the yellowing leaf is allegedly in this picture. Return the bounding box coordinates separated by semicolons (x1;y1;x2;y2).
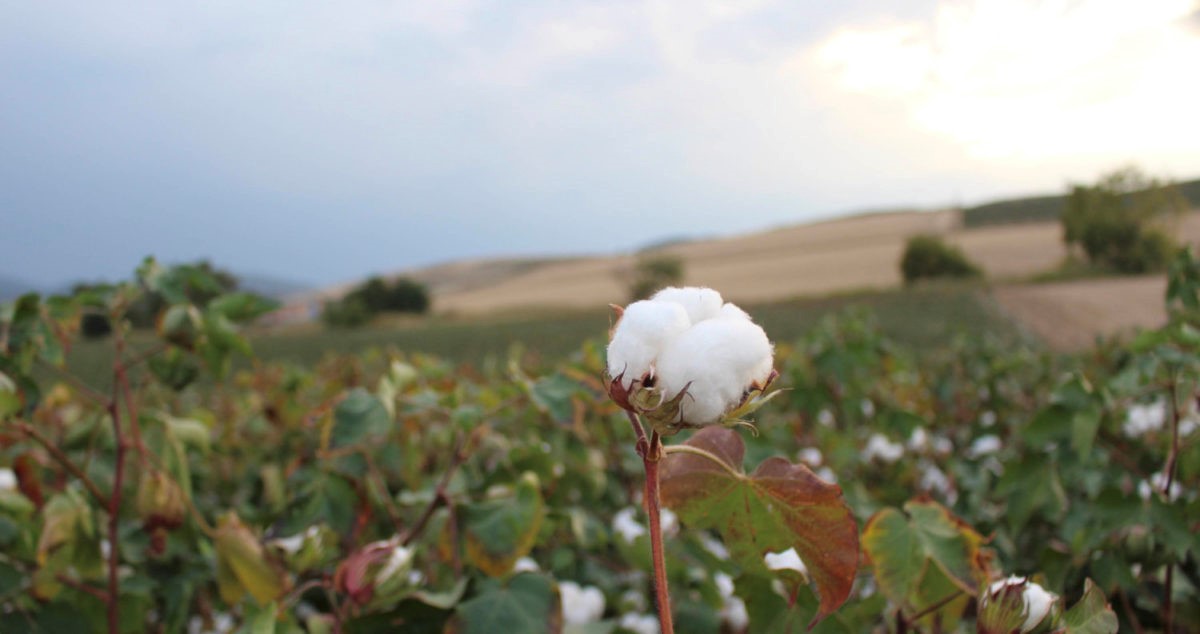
862;499;991;623
214;512;288;605
464;473;544;577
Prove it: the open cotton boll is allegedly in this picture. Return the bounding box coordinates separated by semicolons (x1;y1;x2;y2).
606;300;691;389
651;286;723;324
764;548;808;575
559;581;606;625
655;317;774;424
717;302;751;321
0;468;16;491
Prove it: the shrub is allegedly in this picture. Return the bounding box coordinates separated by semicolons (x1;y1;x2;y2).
899;235;982;284
323;276;431;329
1063;166;1186;273
628;254;684;300
79;312;112;339
321;296;372;328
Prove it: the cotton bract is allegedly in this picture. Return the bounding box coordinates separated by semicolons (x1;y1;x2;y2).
978;576;1059;633
605;287;775;434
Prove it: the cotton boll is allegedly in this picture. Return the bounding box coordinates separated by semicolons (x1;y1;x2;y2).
698;533;730;560
607;300;691;388
798;447;823;466
0;468;16;491
655;318;774;424
717;302;751;322
714;573;749;630
969;435;1002;458
512;557;539;573
1123;399;1166;437
659;508;679;537
986;576;1057;633
861;434;904;463
613;508;647;544
619;613;660;634
764;548;808;575
651;286;723;323
559;581;605;625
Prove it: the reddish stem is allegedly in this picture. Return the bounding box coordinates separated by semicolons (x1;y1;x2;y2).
106;336;130;633
641;431;674;634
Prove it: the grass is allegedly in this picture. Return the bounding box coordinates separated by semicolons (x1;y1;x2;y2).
61;285;1027;389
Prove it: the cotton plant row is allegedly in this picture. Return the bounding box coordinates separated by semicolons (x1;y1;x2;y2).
3;254;1197;633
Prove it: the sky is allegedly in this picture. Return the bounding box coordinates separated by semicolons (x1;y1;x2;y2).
3;0;1199;288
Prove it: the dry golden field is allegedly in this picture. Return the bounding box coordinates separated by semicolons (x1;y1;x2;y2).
295;210;1200;348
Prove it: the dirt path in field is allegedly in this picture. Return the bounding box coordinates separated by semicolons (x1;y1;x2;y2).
992;277;1169;350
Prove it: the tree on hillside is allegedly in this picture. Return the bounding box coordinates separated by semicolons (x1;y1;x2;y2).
322;276;430;328
627;254;685;301
899;235;982;284
1062;166;1187;274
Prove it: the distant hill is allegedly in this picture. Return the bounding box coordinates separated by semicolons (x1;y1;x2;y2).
237;273;311;300
963;177;1200;228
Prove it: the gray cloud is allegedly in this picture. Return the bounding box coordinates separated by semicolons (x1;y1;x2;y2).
2;1;1197;288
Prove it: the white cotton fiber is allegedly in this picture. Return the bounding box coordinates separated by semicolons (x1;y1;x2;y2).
559;581;606;625
606;300;691;388
717;302;751;322
764;548;808;575
651;286;723;324
655;317;773;424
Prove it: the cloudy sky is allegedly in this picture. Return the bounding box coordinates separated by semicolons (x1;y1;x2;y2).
3;0;1199;288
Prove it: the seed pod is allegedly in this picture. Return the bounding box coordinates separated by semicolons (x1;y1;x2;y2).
136;470;187;533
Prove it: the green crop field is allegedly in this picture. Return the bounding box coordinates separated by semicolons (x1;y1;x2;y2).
61;284;1024;390
3;260;1196;633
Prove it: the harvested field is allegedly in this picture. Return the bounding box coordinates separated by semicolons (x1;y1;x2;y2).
428;211;1200;315
992;277;1169;350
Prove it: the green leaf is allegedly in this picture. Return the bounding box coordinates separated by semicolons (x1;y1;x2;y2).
1069;408;1102;460
862;499;988;620
659;427;859;625
0;560;22;598
464;473;545;577
447;573;562;634
200;311;251;377
1060;579;1118;634
37;488;103;579
208;292;279;323
165;416;211;454
148;348;200;391
345;597;454;634
738;573;820;633
331;389;392;449
527;373;579;423
239;600;278;634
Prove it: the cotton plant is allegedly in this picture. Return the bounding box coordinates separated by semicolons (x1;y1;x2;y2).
602;287;860;634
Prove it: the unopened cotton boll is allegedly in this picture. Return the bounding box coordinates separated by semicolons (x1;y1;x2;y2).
607;300;692;389
982;576;1057;633
655;317;774;425
651;286;723;323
